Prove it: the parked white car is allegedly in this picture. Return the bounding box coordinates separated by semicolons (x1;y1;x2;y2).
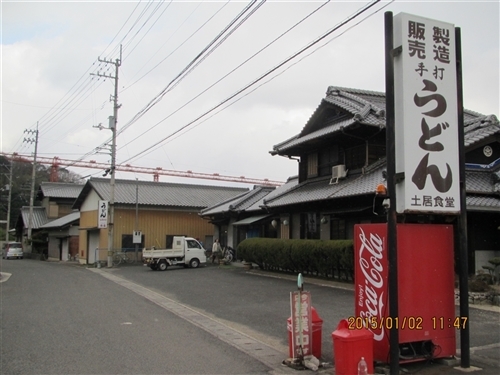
2;242;24;259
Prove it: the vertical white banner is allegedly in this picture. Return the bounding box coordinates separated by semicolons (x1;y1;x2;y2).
290;291;312;358
98;200;108;228
394;13;460;214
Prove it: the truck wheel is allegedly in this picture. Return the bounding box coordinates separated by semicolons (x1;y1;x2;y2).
158;260;168;271
189;258;200;268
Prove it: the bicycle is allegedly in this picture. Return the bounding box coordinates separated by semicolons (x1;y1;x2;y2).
112;251;134;266
220;247;234;264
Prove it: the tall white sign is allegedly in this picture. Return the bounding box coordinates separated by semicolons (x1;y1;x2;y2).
98;200;108;228
394;13;460;214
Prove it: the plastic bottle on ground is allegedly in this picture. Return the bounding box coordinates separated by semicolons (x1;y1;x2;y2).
357;356;368;375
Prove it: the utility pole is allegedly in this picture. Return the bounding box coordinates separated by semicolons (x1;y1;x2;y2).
23;123;39;252
5;158;13;241
135;178;139;262
92;45;121;268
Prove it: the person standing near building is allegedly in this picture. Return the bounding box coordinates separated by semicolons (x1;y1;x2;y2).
212;239;221;263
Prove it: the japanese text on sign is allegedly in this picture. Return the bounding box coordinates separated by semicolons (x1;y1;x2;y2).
290;291;312;358
98;200;108;229
394;13;460;214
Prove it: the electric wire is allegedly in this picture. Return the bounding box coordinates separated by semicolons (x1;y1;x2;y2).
99;0;143;59
121;0;383;165
118;0;330;151
105;0;158;60
122;0;170;59
163;0;394;146
8;1;163;156
148;0;266;97
86;0;260;160
123;0;229;91
13;1;145;140
118;0;259;136
27;1;177;164
65;1;208;161
162;0;394;147
12;0;384;179
165;0;395;147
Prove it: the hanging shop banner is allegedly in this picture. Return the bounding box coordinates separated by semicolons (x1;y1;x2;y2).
98;200;108;229
133;230;142;244
393;13;460;214
290;291;312;358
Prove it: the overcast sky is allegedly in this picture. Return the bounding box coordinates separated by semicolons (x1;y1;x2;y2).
1;0;498;187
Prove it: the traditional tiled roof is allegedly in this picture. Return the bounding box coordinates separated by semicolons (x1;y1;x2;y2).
272;86;500;155
40;211;80;229
263;162;385;208
246;177;298;211
37;182;84;199
73;177;248;210
19;207;48;229
494;170;500;193
466;170;497;194
263;162;499;211
322;86;386;127
464;114;500;147
272;117;357;154
272;87;386;155
200;186;274;216
466;195;500;211
200;178;298;216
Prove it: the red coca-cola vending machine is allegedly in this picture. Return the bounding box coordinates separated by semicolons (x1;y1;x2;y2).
354;223;457;363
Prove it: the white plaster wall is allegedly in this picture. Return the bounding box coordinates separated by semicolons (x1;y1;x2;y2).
80;189;101;212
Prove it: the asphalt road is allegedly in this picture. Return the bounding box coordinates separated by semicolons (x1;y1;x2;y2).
0;259;273;375
1;259;499;375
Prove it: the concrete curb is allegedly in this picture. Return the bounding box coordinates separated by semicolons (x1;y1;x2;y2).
244;268;500;313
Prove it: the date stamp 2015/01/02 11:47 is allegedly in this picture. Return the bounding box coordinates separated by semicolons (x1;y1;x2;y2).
347;316;468;331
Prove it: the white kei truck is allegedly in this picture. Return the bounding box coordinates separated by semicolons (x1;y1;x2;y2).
142;236;207;271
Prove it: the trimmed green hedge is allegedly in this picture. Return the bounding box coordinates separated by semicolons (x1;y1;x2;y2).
237;238;354;280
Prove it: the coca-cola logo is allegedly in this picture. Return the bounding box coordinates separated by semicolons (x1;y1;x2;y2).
357;227;386;341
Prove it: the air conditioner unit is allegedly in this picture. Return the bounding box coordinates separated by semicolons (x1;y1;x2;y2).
330;164;347;185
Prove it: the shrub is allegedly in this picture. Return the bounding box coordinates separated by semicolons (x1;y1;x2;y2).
469;277;490;293
236;238;354;280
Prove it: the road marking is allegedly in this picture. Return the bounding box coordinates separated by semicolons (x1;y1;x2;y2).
0;272;12;283
89;268;295;374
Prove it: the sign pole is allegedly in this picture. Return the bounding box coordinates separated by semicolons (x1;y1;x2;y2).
297;273;304;360
384;11;400;375
454;26;470;368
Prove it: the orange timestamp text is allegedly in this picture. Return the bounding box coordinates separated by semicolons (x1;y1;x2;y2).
347;316;468;330
348;316;423;330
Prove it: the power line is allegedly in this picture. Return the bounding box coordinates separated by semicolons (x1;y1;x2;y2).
121;0;383;165
122;0;229;91
117;0;261;137
122;0;172;59
83;0;261;163
163;0;395;146
7;1;167;156
118;0;332;152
